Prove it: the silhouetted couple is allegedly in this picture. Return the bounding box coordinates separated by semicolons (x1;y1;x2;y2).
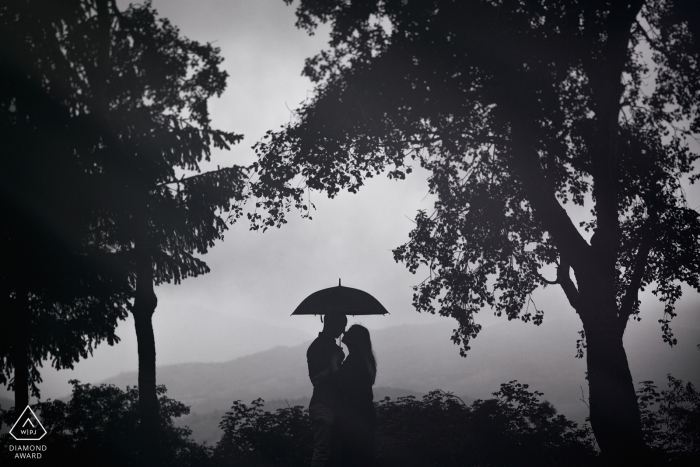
307;313;376;467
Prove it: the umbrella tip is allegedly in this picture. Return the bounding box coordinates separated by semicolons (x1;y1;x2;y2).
338;278;341;287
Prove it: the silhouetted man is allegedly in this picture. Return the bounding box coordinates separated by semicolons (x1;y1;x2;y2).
307;312;347;467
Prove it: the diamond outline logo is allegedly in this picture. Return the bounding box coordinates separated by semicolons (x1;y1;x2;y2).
9;406;47;441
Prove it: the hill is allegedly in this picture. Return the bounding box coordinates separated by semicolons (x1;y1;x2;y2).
101;318;699;443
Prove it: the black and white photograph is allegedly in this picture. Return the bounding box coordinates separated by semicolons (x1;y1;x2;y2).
1;1;699;466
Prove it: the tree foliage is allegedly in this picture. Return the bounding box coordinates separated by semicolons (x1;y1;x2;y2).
252;0;700;351
0;0;132;402
0;381;210;467
638;375;700;459
66;0;247;287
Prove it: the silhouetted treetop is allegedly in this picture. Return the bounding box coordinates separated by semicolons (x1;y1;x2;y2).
65;2;246;456
0;0;132;407
254;0;700;346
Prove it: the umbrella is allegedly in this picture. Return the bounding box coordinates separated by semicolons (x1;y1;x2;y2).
292;279;389;317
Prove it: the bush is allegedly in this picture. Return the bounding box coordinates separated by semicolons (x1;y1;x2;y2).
212;381;597;467
3;376;697;466
374;382;596;467
637;375;700;465
212;399;312;467
0;380;209;467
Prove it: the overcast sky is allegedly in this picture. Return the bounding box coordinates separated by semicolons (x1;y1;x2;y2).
3;0;699;404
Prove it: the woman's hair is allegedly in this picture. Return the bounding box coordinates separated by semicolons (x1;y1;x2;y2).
344;324;377;384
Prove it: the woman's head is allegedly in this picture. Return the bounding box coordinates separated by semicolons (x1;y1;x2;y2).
342;324;371;350
342;324;376;383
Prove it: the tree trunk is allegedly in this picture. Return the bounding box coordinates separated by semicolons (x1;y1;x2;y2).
132;232;159;464
578;293;645;462
11;289;29;418
133;287;158;432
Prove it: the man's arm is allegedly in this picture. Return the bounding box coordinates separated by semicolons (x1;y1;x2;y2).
308;346;344;387
310;367;333;387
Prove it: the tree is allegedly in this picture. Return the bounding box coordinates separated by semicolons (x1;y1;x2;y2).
65;1;246;459
0;0;131;417
1;2;245;461
251;0;700;460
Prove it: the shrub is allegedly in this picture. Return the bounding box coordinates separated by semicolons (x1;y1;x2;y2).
0;380;209;467
637;375;700;465
3;376;697;466
374;382;596;467
212;399;312;467
212;381;597;467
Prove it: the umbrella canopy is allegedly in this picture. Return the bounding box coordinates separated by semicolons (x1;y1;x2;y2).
292;280;389;316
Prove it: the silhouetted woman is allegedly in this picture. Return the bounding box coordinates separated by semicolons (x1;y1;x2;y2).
334;324;377;467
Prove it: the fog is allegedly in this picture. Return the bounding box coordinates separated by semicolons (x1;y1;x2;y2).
2;0;698;414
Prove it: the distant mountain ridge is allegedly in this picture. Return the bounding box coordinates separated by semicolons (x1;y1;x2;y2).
102;318;700;421
1;318;697;445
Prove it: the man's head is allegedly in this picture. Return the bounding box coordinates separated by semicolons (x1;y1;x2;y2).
323;312;347;338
